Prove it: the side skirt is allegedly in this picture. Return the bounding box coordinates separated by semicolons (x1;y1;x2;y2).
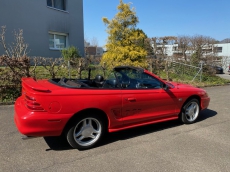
108;116;178;133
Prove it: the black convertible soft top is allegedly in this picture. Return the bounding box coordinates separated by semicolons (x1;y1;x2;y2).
114;66;144;72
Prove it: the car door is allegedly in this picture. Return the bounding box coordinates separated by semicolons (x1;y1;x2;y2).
121;72;178;126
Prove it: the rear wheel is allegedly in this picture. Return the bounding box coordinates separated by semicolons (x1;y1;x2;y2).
180;99;200;124
66;113;105;150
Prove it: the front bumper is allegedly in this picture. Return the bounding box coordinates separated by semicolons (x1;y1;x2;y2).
200;97;210;110
14;97;72;137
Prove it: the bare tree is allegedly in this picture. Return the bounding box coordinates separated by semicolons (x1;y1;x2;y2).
147;37;171;75
76;57;92;79
84;37;90;47
176;35;191;61
159;36;177;57
150;36;177;58
0;26;31;85
143;38;154;57
39;57;64;79
0;55;30;84
0;26;29;57
0;26;10;56
146;37;160;74
90;37;99;47
220;38;230;43
190;35;216;62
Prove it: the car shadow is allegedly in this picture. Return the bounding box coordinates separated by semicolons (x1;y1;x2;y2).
44;108;217;151
44;135;72;151
197;109;217;122
98;120;182;147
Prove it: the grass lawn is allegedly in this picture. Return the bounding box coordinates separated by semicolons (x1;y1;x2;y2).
158;71;230;87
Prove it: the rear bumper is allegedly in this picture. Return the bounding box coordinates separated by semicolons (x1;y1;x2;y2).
14;97;72;137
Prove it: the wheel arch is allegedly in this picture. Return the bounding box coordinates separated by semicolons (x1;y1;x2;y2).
183;95;201;108
62;108;109;135
179;95;201;124
179;95;201;116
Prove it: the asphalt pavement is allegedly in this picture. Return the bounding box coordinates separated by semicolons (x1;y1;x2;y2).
0;85;230;172
217;72;230;80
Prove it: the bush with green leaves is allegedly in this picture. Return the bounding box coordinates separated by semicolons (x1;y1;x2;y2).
61;46;81;66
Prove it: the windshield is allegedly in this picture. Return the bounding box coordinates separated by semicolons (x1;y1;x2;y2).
106;68;164;89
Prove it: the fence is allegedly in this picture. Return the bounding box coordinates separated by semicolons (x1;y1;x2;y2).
0;59;204;105
165;60;203;82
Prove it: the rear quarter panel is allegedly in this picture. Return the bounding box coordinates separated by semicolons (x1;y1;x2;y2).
25;84;123;129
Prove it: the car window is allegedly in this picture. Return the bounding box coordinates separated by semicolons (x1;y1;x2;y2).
103;72;120;88
114;68;162;89
130;73;162;89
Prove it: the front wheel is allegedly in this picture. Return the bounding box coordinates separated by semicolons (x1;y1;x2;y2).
180;99;200;124
66;114;105;150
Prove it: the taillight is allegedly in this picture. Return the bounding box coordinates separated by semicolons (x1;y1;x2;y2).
25;95;45;111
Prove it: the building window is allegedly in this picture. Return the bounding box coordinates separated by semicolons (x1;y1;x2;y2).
172;46;178;51
49;32;68;50
47;0;66;11
214;47;223;53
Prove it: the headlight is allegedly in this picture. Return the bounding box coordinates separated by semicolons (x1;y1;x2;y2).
203;92;209;97
199;91;209;97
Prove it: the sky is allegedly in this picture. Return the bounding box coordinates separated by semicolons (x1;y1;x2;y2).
83;0;230;47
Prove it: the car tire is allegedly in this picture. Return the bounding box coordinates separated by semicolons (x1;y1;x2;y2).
66;113;106;150
180;99;200;124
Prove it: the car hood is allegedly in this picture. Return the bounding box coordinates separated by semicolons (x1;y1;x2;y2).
167;81;196;89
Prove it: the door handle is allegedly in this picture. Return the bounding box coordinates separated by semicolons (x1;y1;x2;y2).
126;98;136;102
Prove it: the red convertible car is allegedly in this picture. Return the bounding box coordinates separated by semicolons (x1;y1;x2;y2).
14;66;210;150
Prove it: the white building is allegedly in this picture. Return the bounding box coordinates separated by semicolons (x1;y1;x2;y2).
154;43;230;71
214;43;230;70
214;43;230;56
96;47;104;56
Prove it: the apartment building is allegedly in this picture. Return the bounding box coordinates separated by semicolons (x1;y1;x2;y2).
154;43;230;70
0;0;84;58
214;43;230;57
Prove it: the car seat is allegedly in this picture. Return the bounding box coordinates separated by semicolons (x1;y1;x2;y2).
94;75;104;87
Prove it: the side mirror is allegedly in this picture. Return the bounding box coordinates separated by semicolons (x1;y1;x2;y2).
162;83;169;90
